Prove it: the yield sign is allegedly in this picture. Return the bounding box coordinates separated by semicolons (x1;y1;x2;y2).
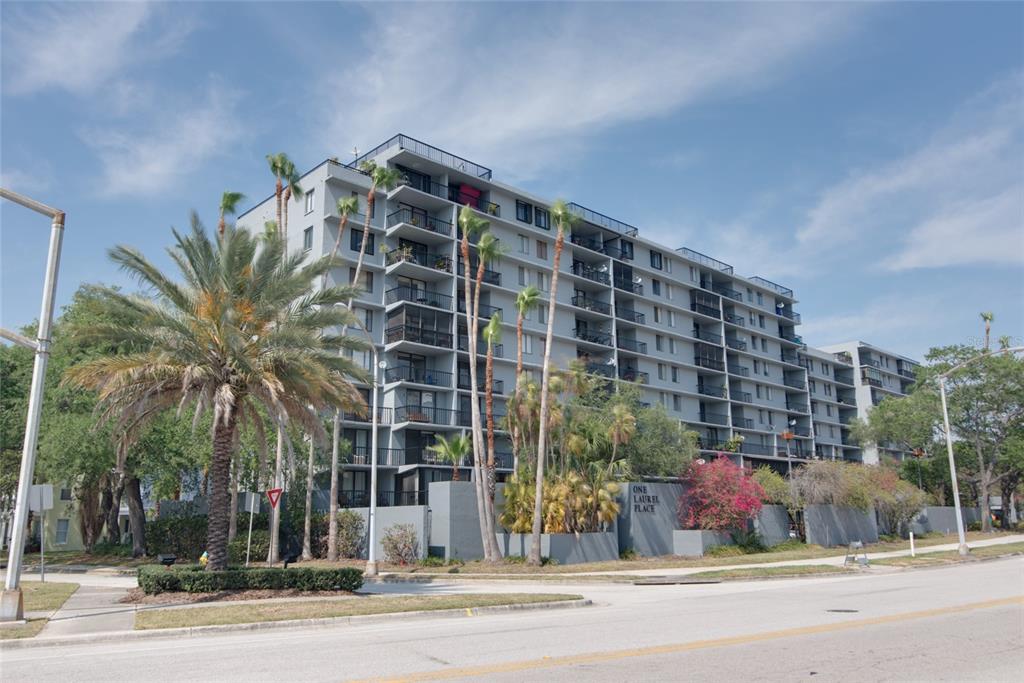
266;488;283;509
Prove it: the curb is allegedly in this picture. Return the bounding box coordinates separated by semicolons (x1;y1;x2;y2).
0;598;591;651
367;573;638;585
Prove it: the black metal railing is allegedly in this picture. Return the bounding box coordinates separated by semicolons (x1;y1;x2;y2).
386;207;452;236
572;294;611;315
677;247;733;273
781;350;800;365
779;331;804;344
699;412;730;426
617;337;648;354
574;327;613;346
385;365;452;387
732;416;754;429
691;302;720;318
692;328;722;344
712;284;743;301
613;277;643;295
386;248;452;272
457;335;503;357
724;312;746;327
571;262;610;284
750;276;792;298
695;356;726;371
457;261;501;286
618;368;649;384
385;325;453;348
449;187;500;217
732;391;752;403
728;364;750;377
385;286;452;310
739;442;771;456
567;203;639;237
341;407;393;425
457;372;504;394
346;447;404;467
570;233;605;253
586;362;615;378
457;299;502;319
698;385;728;398
394;405;458;425
725;337;747;351
783;376;807;390
349;134;492;179
456;410;507;427
616;307;645;324
779;309;801;323
786;400;809;413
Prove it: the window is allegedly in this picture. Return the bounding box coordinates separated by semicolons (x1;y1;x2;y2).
665;284;673;300
522;334;534;355
60;488;72;501
518;235;530;254
758;409;765;424
673;395;682;412
305;188;315;215
756;385;762;399
754;360;760;374
356;307;373;332
518;266;527;286
653;306;662;323
620;240;634;260
689;266;697;283
671;366;679;383
761;338;767;351
652;279;661;296
650;250;664;270
349;268;373;293
811;401;818;414
668;311;676;328
669;338;677;353
658;363;666;380
767;411;775;427
350;229;375;255
809;380;817;393
353;190;375;218
665;258;672;273
534;207;549;230
826;404;833;417
56;519;69;545
757;292;764;305
763;362;770;377
516;200;533;223
758;314;765;329
536;240;548;260
655;335;664;352
825;384;833;397
766;386;772;400
746;288;753;302
303;227;313;251
538;305;547;324
829;425;835;438
536;271;548;291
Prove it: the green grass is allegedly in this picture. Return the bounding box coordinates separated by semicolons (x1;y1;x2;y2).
871;541;1024;567
19;550;148;568
134;593;583;630
0;619;47;640
686;565;853;580
20;581;79;611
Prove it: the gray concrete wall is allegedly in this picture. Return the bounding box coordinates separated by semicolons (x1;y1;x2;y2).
347;505;429;561
496;532;619;564
617;482;684;556
804;505;879;547
672;530;733;557
428;481;487;561
910;506;982;536
754;505;792;546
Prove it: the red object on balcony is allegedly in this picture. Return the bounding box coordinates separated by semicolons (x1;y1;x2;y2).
457;184;480;206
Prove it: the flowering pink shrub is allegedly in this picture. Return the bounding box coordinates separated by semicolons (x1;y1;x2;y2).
679;455;765;531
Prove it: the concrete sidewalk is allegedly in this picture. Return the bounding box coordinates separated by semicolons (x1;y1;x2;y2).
39;584;136;637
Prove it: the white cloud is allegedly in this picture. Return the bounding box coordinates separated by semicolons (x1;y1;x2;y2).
798;295;939;357
0;166;52;195
83;84;243;197
319;3;863;179
1;2;194;96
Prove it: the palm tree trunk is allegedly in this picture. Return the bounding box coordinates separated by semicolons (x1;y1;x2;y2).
269;426;284;564
302;439;315;560
207;412;238;571
462;232;493;561
473;259;501;560
228;448;240;542
218;210;226;238
124;475;146;558
283;187;291;237
323;216;349;289
513;314;524;472
486;344;496;502
328;411;342;561
275;177;283;236
107;474;125;545
529;229;564;566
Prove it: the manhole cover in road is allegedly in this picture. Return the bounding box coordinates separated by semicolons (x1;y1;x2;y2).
826;609;859;613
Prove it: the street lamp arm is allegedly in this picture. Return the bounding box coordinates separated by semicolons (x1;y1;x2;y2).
937;346;1024;381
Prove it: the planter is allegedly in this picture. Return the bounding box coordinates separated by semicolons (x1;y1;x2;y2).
672;530;733;557
496;532;618;565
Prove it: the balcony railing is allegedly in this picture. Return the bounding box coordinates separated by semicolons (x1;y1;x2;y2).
457;335;503;357
691;302;721;318
616;307;645;324
739;442;772;456
346;447;404;467
712;284;743;301
457;299;502;319
571;262;610;285
341;407;393;425
457;410;507;427
779;331;804;344
732;390;752;403
617;337;648;354
450;187;500;217
779;309;802;324
567;203;639;237
338;489;427;508
783;376;807;390
457;373;504;394
898;368;916;379
385;286;452;310
385;325;453;348
586;362;615;378
457;261;501;286
724;313;746;327
385;365;453;387
786;400;809;413
613;277;643;295
863;376;883;388
699;412;730;426
570;233;605;253
725;337;747;351
386;207;452;236
386;248;452;272
574;327;613;346
749;276;793;298
394;405;458;425
692;328;722;344
572;294;611;315
695;356;726;371
732;416;754;429
791;425;812;437
698;385;728;398
782;351;801;365
618;368;649;384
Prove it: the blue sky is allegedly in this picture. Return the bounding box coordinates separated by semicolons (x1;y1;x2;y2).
2;1;1021;359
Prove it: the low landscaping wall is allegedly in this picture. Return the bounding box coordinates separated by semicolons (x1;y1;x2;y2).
804;505;878;547
672;530;733;557
754;505;792;547
496;532;619;564
909;506;982;536
347;505;430;561
428;481;487;561
617;482;684;557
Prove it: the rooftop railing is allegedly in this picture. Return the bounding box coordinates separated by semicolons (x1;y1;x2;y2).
348;133;492;179
567;203;639;237
750;276;793;298
677;248;734;274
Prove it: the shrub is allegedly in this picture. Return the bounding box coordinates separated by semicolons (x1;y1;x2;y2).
707;544;746;557
730;529;766;553
381;524;419;565
768;539;806;552
228;529;270;565
752;467;793;507
92;540;133;557
418;556;446;567
145;515;207;560
619;548;638;561
967;521;982;532
679;456;765;531
137;565;363;594
336;509;365;559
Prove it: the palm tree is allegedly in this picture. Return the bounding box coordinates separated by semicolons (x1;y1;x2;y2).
218;191;246;237
302;436;316;560
65;217;369;570
512;285;540;471
483;312;503;502
281;159;304;239
458;206;499;562
529;200;578;566
323;197;360;289
981;312;994;351
607;403;637;467
428;434;471;482
266;153;288;236
352;161;402;292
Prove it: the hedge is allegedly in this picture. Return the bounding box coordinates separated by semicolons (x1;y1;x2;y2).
137;565;364;595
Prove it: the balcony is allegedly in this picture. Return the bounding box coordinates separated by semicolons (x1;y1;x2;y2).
394;405;457;425
898;367;916;379
385;286;452;310
567;203;639;237
457;335;503;357
786;400;809;413
571;294;611;315
574;327;613;346
448;186;500;217
724;312;746;327
617;337;648;354
338;489;427;508
725;337;747;351
386;248;452;273
691;302;721;318
457;372;504;394
779;309;802;324
457;260;501;286
385;325;453;349
791;425;812;437
699;411;730;426
732;416;754;429
781;350;800;365
739;442;772;456
457;410;507;428
728;364;750;377
712;284;743;301
570;233;605;253
618;368;649;384
694;356;725;371
779;331;804;345
833;351;853;365
586;362;615;378
386;207;452;236
340;406;393;425
457;299;502;319
692;328;722;344
571;262;610;285
603;244;632;261
698;385;727;398
346;446;404;467
384;365;453;388
783;376;807;390
613;276;643;295
863;376;883;388
616;307;645;324
731;390;753;403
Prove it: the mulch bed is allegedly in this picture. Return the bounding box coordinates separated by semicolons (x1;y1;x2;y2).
121;588;364;605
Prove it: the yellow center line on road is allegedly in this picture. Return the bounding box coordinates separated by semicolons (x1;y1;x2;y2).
350;595;1023;683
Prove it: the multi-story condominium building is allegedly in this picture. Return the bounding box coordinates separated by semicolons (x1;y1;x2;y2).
237;134;915;505
798;347;860;462
819;341;920;464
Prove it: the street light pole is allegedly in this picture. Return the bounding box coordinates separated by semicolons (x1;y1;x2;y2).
364;355;385;577
1;189;65;623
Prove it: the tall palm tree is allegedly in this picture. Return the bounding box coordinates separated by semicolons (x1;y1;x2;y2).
512;286;540;471
981;312;994;351
457;206;498;561
65;217;369;570
483;312;503;502
302;437;316;560
352;161;403;291
607;403;637;467
529;199;578;566
218;191;246;238
266;153;288;235
323;197;360;289
428;434;471;482
281;159;304;239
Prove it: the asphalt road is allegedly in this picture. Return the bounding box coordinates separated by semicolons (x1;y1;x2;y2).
2;558;1021;682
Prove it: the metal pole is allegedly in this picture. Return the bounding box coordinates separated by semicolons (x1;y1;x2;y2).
939;377;969;556
39;516;45;583
245;495;255;567
3;203;65;621
365;354;384;576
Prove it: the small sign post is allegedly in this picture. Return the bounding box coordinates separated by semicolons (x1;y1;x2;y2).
243;492;261;567
29;485;53;582
266;488;282;509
